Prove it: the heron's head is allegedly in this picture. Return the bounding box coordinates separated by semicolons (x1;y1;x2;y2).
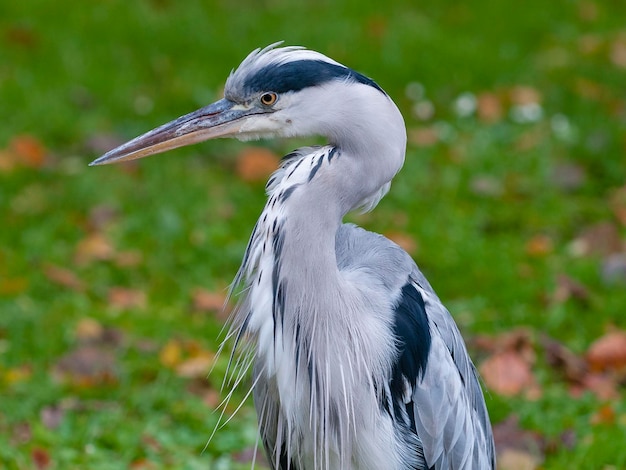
91;44;404;166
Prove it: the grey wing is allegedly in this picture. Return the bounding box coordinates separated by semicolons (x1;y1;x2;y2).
409;273;496;469
336;224;495;468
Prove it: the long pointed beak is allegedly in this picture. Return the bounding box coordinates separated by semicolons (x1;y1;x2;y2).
90;99;254;166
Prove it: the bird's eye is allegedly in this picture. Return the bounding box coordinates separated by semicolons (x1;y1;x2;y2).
260;92;278;106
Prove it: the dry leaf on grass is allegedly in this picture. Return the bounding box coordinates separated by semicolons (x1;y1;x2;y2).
108;287;146;310
497;448;540;470
525;234;553;257
10;134;47;168
43;264;85;292
385;231;418;255
74;232;116;265
31;447;51;470
569;222;622;258
53;345;118;387
493;415;545;469
175;353;214;379
408;127;439;147
236;146;280;182
590;403;616;425
476;92;503;123
587;329;626;372
480;350;538;397
191;288;227;312
551;274;589;305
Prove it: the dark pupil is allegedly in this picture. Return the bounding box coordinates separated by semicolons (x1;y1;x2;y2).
262;94;273;104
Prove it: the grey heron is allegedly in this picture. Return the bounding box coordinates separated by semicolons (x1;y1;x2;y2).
91;44;495;470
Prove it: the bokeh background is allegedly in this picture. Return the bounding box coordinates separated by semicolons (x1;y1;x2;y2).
1;0;626;468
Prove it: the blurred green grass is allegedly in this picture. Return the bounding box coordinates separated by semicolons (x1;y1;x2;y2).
1;0;626;468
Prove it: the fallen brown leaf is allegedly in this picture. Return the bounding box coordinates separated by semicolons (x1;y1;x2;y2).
587;329;626;372
509;86;542;105
408;127;438;147
236;146;280;182
477;92;503;123
541;334;587;383
175;353;214;379
31;447;51;470
385;231;418;255
497;448;540;470
551;274;589;305
525;234;553;257
191;288;227;312
108;287;146;310
480;350;537;397
74;318;105;343
74;232;116;265
53;345;117;387
569;222;622;257
10;134;46;168
43;264;85;292
574;372;619;400
493;415;545;467
590;403;616;425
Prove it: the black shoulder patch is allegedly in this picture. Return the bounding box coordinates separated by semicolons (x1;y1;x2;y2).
245;60;386;95
390;283;431;401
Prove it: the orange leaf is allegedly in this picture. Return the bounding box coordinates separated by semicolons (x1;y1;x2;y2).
43;264;85;292
236;147;280;182
385;231;418;255
191;288;227;312
480;350;537;396
74;318;104;343
10;135;46;168
591;403;616;425
509;86;542;105
175;353;214;379
108;287;146;310
74;232;115;265
31;447;51;470
525;234;553;257
587;330;626;372
477;92;503;123
408;127;438;147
